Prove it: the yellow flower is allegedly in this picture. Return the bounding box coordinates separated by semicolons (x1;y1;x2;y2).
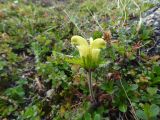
91;38;106;49
71;35;88;47
77;46;89;58
91;48;100;63
71;35;106;69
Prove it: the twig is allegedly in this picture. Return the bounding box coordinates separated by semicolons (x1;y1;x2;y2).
119;79;139;120
132;0;142;32
63;10;87;38
139;41;151;48
52;51;73;58
87;7;104;32
35;77;44;92
117;0;120;8
124;112;129;120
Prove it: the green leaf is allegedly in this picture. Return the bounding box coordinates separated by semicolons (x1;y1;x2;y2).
84;113;92;120
136;110;147;120
112;43;125;55
0;60;6;70
151;77;160;85
150;104;160;117
129;84;138;91
24;106;34;118
5;86;25;101
153;66;160;75
143;104;150;118
94;113;101;120
147;87;157;95
65;57;83;66
93;31;103;39
100;81;114;94
119;104;127;112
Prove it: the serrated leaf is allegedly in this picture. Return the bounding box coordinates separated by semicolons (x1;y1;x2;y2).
150;104;160;117
136;110;147;120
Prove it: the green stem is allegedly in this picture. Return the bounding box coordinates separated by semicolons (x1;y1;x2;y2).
88;69;97;104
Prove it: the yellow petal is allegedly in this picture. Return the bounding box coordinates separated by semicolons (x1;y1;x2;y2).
89;37;93;45
91;38;106;49
77;46;89;58
71;35;88;47
91;48;100;62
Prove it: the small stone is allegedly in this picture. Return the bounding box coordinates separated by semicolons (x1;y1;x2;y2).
46;89;54;99
142;4;160;55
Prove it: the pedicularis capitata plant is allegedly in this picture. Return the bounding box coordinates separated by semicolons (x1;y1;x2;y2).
71;35;106;104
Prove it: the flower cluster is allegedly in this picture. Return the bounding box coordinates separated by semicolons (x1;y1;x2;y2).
71;35;106;70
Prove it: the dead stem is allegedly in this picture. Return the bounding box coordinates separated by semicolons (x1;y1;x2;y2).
120;79;139;120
